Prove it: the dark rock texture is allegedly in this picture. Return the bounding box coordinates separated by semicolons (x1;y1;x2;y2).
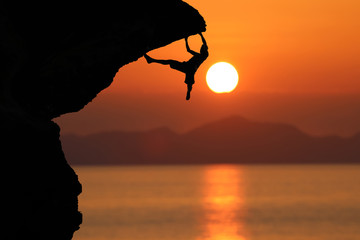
1;114;82;239
1;1;206;239
1;1;206;118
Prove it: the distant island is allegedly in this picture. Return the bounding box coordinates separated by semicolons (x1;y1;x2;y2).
61;116;360;165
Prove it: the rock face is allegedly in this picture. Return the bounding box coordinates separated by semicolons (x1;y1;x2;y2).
1;1;206;239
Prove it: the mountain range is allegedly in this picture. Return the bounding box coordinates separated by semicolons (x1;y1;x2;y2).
61;116;360;165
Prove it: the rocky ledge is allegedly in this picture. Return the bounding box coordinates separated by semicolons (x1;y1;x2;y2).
0;1;206;239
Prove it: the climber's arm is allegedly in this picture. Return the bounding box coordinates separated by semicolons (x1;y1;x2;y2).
185;37;199;55
199;32;207;48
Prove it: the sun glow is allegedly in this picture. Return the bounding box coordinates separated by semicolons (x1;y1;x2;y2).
199;165;247;240
206;62;239;93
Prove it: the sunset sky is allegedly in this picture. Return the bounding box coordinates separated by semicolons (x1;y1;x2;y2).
56;0;360;137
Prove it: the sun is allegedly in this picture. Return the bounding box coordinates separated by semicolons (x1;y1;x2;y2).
206;62;239;93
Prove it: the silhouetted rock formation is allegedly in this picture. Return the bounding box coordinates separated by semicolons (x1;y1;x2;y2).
61;116;360;165
1;1;206;239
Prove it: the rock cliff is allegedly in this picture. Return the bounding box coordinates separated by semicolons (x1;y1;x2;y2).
0;1;206;239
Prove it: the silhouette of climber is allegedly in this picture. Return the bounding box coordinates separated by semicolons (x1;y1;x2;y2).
144;33;209;100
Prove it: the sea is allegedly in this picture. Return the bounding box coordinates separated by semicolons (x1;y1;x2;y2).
72;164;360;240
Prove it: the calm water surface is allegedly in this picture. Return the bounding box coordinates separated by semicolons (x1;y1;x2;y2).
73;165;360;240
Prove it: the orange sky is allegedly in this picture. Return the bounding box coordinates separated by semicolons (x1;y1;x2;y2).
56;0;360;137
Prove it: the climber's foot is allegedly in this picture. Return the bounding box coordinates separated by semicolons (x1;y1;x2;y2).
186;90;191;100
144;54;153;63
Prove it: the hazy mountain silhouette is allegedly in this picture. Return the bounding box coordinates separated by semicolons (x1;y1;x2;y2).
62;116;360;165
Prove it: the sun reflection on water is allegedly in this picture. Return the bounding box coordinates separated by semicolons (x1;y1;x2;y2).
199;165;247;240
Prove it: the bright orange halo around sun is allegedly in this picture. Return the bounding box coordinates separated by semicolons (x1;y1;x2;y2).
206;62;239;93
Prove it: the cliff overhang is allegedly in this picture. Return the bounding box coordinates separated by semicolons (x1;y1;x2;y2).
0;1;206;239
